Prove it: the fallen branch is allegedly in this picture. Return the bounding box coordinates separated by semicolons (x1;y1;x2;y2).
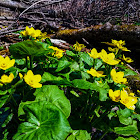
0;0;27;10
0;28;25;36
19;0;69;17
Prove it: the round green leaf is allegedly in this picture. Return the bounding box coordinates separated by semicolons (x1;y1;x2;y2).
34;85;71;118
9;40;46;58
13;101;72;140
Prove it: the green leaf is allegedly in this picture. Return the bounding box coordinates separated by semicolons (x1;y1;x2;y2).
98;88;108;101
81;71;90;79
0;90;7;95
114;121;138;136
15;59;25;65
0;95;9;108
70;62;80;71
1;113;13;127
134;132;140;139
5;67;27;73
0;107;10;128
132;114;140;121
41;72;63;83
41;72;71;85
72;79;96;90
55;60;72;72
9;40;46;58
119;115;133;125
66;50;76;57
18;101;36;118
66;130;91;140
79;52;94;66
34;85;71;118
116;136;136;140
124;69;137;77
72;79;108;101
37;42;49;50
119;108;133;118
94;59;103;70
13;101;72;140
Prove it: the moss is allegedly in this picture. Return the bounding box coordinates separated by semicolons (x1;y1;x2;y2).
126;74;140;95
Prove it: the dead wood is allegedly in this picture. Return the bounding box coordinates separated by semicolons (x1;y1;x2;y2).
0;0;27;10
53;23;140;50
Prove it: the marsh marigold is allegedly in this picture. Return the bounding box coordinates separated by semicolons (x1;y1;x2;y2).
122;54;133;63
111;69;127;84
99;49;119;65
0;73;14;84
20;26;41;39
0;56;15;70
120;88;138;110
73;42;86;52
88;48;100;59
111;39;130;52
87;68;106;78
49;46;64;59
109;89;121;102
24;70;42;88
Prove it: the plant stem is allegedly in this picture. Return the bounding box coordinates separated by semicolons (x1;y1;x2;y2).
29;55;33;70
99;130;108;140
11;95;18;107
26;56;28;70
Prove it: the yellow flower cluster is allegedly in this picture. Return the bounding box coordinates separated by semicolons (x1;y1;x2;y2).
111;39;130;52
20;26;47;40
87;68;106;78
0;56;15;84
88;48;119;65
73;42;86;52
20;70;42;88
109;88;138;110
49;46;65;59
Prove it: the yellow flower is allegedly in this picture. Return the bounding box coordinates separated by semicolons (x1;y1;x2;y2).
109;89;121;102
111;39;130;52
40;32;47;40
19;73;23;80
0;73;14;84
88;48;100;59
0;56;15;70
108;47;119;53
99;49;119;65
73;42;86;52
111;69;127;84
120;88;138;110
20;26;41;39
24;70;42;88
49;46;64;59
87;68;106;78
122;54;133;63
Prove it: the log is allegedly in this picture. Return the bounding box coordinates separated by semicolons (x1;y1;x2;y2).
52;22;140;50
52;22;140;69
